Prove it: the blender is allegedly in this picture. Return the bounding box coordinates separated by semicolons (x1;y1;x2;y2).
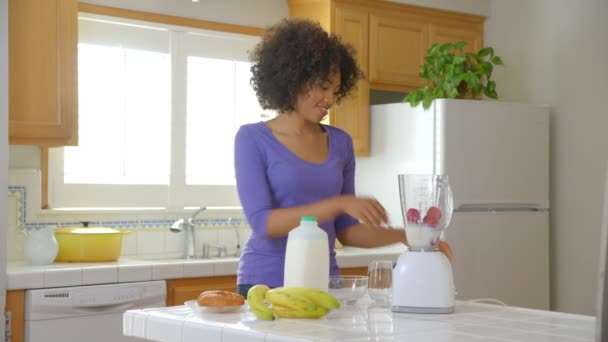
391;174;455;314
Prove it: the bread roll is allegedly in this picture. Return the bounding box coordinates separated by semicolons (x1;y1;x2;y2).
197;290;245;307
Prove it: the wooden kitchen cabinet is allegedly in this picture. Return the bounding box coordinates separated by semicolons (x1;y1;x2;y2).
5;290;25;342
340;267;368;276
369;7;484;92
165;276;237;306
165;270;369;306
368;10;429;92
429;22;483;54
291;1;371;156
333;5;370;156
8;0;78;146
289;0;484;154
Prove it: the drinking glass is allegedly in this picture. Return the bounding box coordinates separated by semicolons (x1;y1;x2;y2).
368;260;393;303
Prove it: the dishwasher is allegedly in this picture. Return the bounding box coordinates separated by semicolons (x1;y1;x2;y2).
24;280;166;342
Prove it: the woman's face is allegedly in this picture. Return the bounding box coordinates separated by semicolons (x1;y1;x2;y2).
293;71;341;123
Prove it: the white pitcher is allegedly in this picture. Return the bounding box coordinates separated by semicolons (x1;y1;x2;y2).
25;225;59;265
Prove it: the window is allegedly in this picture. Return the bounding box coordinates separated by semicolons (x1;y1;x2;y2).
48;14;274;209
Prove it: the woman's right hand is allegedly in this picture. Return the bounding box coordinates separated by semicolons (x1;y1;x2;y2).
339;195;388;227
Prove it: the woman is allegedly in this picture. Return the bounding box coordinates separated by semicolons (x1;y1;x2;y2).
234;18;450;297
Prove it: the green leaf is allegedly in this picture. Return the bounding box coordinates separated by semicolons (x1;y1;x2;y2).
434;57;445;71
430;74;442;86
453;74;464;85
482;61;493;78
422;93;434;109
445;64;455;79
488;89;498;99
478;47;491;57
465;52;482;64
454;64;465;75
483;82;498;99
487;80;496;92
428;43;441;55
491;56;504;65
439;43;452;55
454;41;468;51
405;90;419;103
452;56;466;65
404;92;420;107
463;71;477;86
420;65;430;78
442;80;452;93
472;83;483;97
483;87;492;98
448;87;458;98
432;87;445;98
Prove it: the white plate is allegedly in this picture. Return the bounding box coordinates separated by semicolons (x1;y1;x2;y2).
184;300;244;314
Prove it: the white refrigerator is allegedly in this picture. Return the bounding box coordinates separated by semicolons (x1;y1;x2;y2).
356;99;550;310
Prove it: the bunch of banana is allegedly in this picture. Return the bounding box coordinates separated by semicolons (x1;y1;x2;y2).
247;285;340;320
247;285;274;321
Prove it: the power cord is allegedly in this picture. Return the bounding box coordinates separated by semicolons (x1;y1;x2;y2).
464;298;507;306
455;289;508;308
463;298;508;311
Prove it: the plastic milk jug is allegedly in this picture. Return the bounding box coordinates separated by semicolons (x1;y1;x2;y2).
284;216;329;291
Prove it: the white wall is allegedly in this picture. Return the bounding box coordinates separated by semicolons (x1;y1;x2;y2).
485;0;608;315
1;0;9;338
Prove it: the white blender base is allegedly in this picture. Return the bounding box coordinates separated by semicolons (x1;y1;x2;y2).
391;250;455;314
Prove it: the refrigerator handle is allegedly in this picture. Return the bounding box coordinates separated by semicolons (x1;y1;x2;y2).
455;203;548;212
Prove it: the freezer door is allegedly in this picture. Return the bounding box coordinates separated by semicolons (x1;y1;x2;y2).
446;211;550;310
436;100;550;209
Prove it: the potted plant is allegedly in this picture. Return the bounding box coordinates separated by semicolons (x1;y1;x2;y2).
404;41;504;109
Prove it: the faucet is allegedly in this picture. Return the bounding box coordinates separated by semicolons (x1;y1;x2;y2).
170;206;206;259
228;217;241;257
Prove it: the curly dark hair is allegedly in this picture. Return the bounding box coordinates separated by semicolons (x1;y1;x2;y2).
249;18;364;112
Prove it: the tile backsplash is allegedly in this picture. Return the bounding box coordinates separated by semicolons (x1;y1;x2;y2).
7;170;251;262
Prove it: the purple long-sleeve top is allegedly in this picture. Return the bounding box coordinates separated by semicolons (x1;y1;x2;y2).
234;122;359;288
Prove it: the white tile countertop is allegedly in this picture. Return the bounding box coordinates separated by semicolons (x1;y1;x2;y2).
123;298;596;342
6;244;406;290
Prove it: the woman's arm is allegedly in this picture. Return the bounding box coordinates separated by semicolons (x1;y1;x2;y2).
265;195;388;238
337;223;406;248
338;223;453;261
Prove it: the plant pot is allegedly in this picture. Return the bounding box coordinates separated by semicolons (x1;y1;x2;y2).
54;226;131;262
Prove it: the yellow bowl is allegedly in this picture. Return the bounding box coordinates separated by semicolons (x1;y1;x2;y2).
54;227;131;262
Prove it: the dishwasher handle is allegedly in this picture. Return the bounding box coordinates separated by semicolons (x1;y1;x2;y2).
72;301;142;313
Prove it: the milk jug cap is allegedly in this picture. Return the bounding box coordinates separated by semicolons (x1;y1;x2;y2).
301;216;317;222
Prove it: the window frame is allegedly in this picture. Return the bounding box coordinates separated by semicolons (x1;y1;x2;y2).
47;7;265;211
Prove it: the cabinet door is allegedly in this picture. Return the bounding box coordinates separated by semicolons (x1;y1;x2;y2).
340;267;368;276
369;12;429;92
9;0;78;146
333;5;370;156
5;290;25;342
429;23;483;53
166;276;237;306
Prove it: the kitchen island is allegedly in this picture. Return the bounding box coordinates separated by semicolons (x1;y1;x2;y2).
123;297;595;341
